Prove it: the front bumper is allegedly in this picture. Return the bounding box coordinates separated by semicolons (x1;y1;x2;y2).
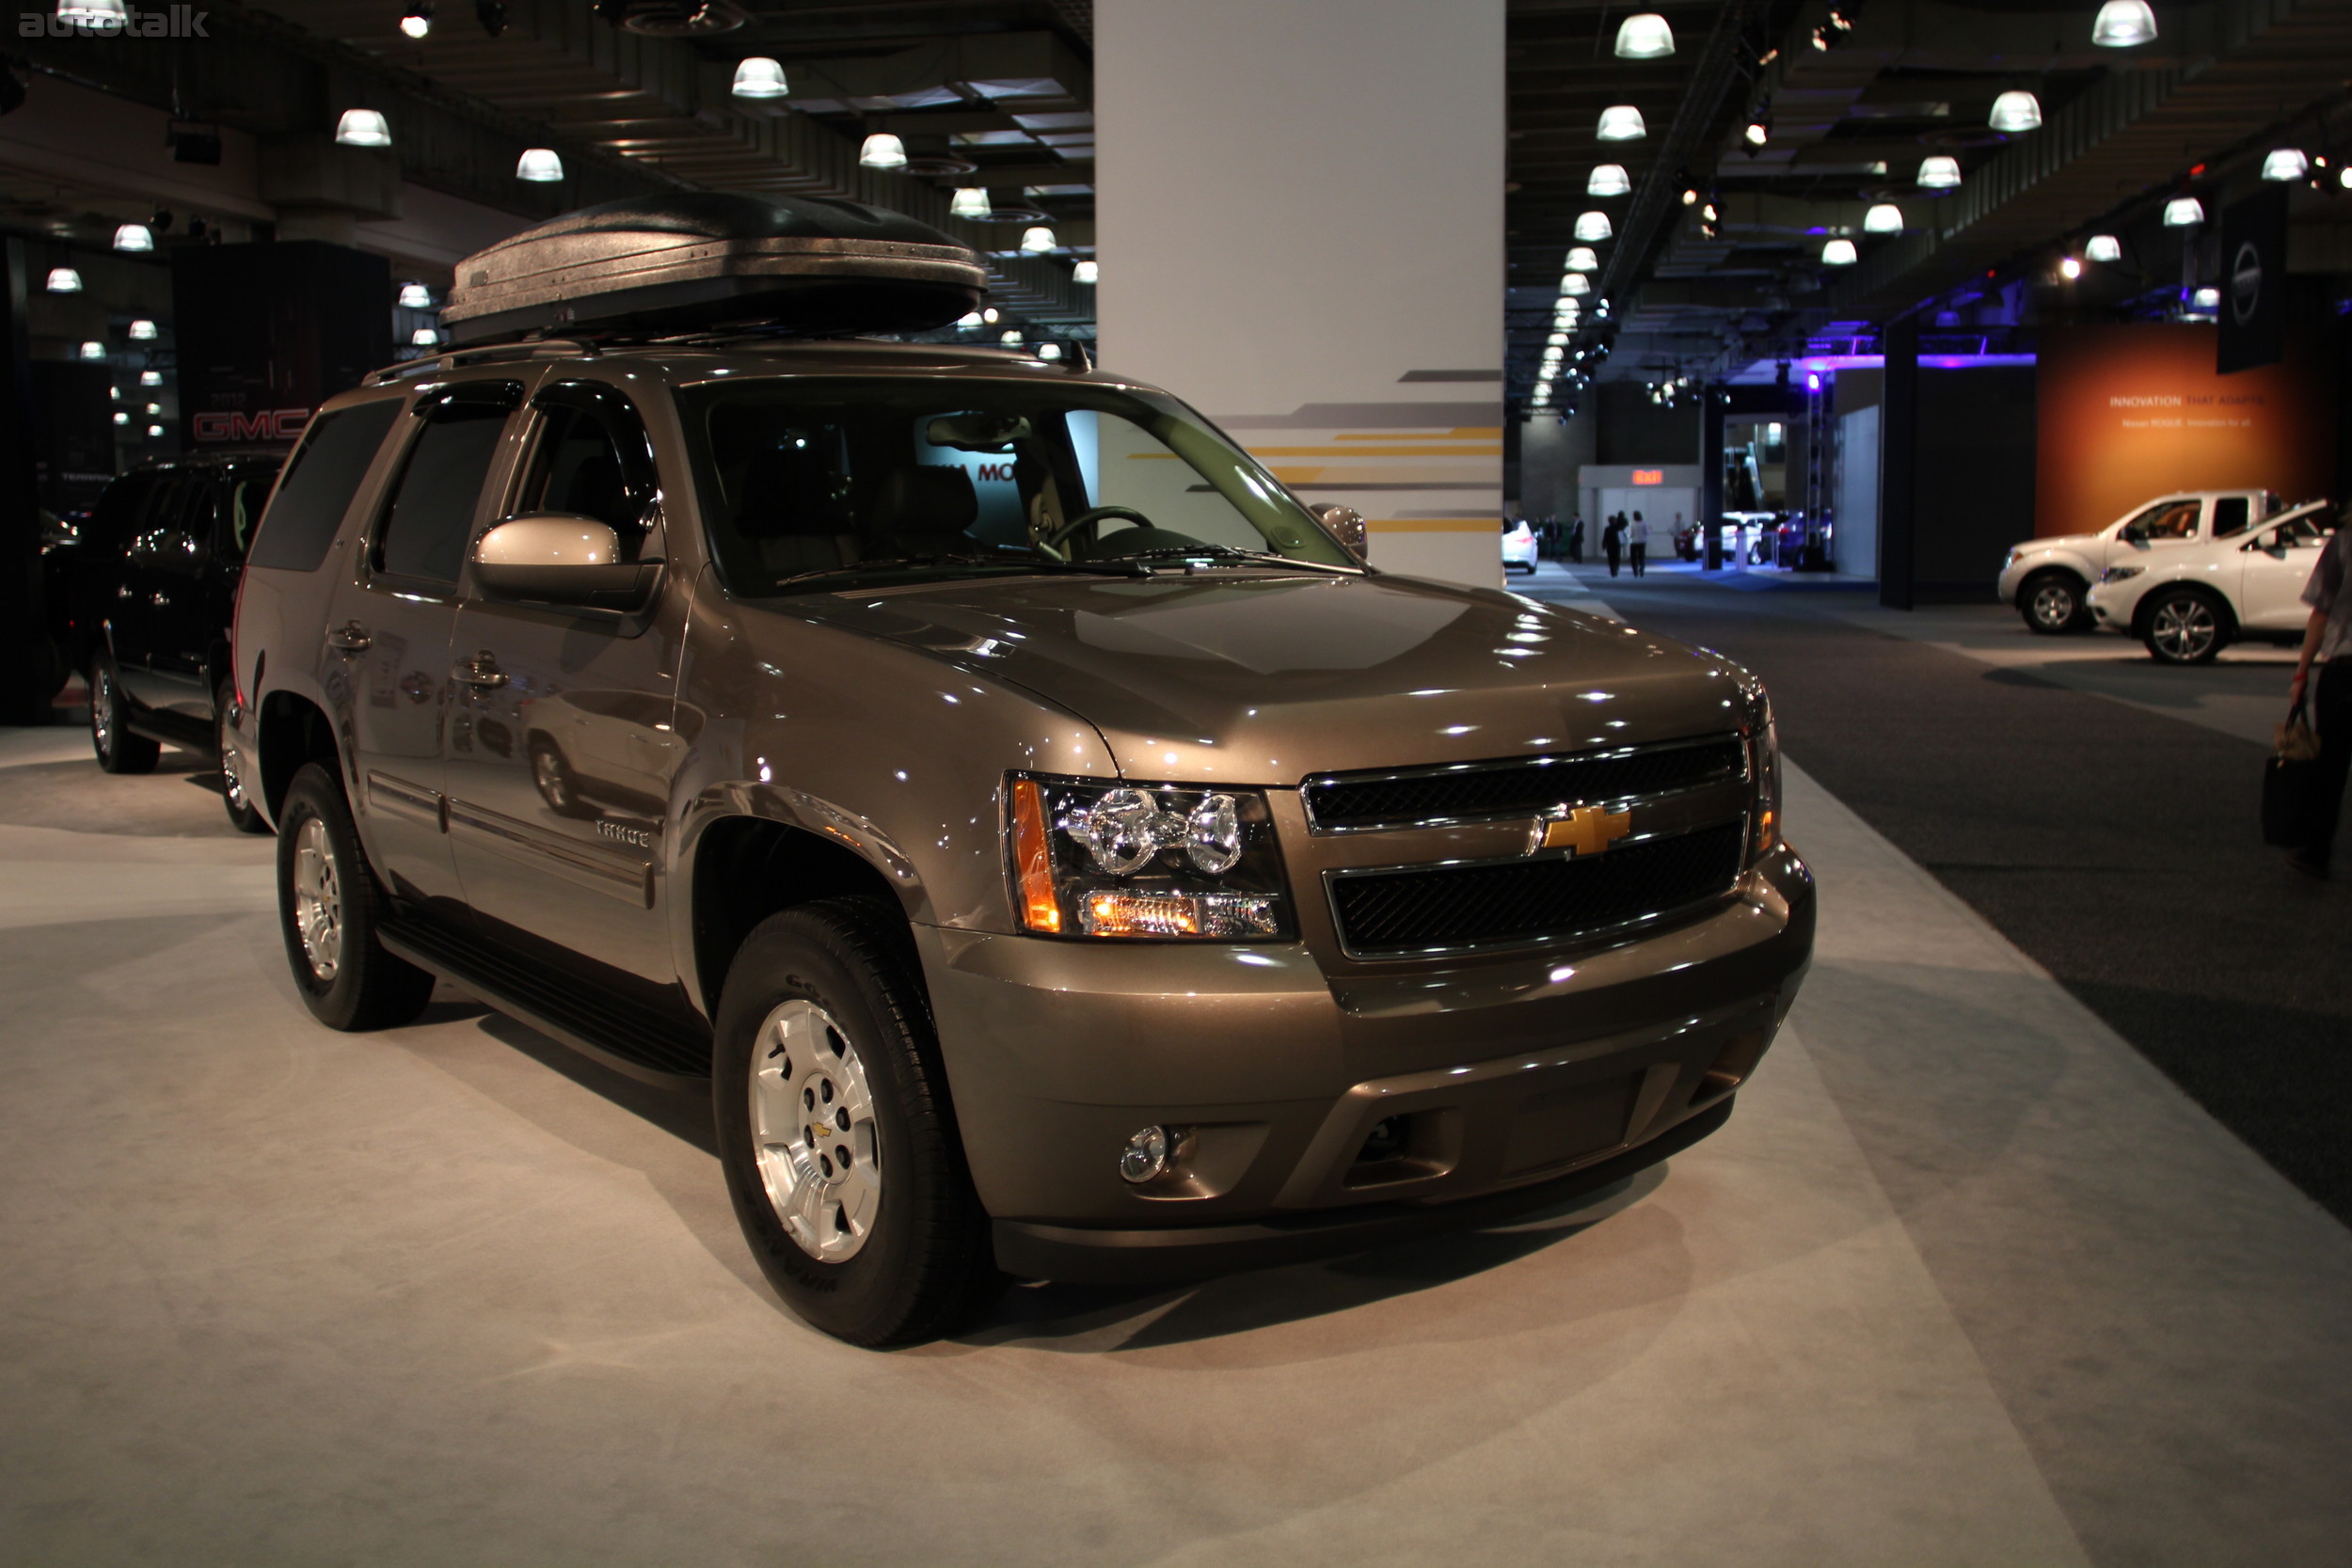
917;844;1814;1281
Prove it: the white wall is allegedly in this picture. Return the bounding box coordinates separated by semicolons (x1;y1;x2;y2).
1838;404;1881;580
1094;0;1506;588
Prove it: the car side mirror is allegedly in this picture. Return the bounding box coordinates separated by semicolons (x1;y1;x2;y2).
1315;503;1368;560
472;514;660;609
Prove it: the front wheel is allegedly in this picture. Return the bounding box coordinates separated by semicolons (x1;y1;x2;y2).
2019;572;2087;635
2143;589;2226;665
276;762;436;1030
89;659;159;774
712;898;999;1347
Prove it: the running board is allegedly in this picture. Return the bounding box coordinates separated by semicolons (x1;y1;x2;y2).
380;917;712;1089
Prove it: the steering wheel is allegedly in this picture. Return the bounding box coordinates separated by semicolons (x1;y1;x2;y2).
1043;504;1152;551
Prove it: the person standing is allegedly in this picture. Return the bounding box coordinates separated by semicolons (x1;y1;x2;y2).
1602;514;1624;578
1569;514;1584;563
2286;514;2352;878
1629;511;1649;578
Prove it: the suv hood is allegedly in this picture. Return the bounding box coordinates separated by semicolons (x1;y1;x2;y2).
791;571;1749;783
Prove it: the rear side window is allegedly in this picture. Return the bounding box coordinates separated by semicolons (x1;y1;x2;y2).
373;387;520;586
2211;497;2249;536
246;400;403;572
85;470;163;559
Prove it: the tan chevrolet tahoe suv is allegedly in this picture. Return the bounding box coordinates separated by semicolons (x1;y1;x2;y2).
227;196;1814;1345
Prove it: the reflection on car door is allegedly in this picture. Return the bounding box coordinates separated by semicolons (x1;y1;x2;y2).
2238;518;2334;632
328;381;524;923
116;473;213;727
142;470;228;727
445;380;689;996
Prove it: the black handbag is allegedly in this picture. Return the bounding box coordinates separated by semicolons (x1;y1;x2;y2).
2261;697;2323;847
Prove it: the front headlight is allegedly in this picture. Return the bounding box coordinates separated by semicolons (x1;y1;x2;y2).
2101;564;2144;583
1007;774;1293;939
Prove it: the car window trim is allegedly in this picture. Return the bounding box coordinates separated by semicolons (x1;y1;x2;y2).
364;379;530;597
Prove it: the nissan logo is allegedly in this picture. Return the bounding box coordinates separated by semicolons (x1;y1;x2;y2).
2231;240;2263;326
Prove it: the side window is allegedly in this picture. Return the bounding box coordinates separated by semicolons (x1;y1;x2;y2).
247;399;405;573
218;467;275;562
87;471;162;561
373;385;521;586
2211;497;2249;537
127;475;209;575
515;384;661;562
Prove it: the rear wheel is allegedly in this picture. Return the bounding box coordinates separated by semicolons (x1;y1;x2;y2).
215;680;269;834
88;659;159;774
276;762;435;1030
712;898;999;1346
2019;571;2087;635
2143;588;2227;665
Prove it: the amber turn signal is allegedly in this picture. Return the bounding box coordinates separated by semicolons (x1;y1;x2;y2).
1009;777;1062;933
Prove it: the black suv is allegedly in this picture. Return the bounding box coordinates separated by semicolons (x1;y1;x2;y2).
72;451;282;831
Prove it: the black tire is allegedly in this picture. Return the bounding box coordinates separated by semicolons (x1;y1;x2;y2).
2141;587;2228;665
88;658;159;774
215;679;270;834
275;762;436;1031
712;898;999;1347
2018;570;2088;635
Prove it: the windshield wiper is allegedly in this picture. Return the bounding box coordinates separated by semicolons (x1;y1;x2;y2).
1114;544;1360;575
775;552;1152;591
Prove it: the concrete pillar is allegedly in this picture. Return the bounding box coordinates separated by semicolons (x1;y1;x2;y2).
1879;316;1919;610
1094;0;1505;588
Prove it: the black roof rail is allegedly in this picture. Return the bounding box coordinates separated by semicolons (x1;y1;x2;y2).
364;337;600;386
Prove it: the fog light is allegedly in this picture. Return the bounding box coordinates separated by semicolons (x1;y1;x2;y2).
1120;1126;1171;1184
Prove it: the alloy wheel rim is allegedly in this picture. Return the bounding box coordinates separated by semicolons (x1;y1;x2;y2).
91;670;113;754
2153;598;2216;659
2031;583;2074;628
533;750;568;807
218;709;247;813
748;998;882;1263
292;816;342;981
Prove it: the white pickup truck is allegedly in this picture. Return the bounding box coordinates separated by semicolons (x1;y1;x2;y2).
1996;489;2287;634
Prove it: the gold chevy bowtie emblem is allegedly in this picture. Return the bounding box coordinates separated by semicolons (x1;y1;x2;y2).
1535;805;1632;857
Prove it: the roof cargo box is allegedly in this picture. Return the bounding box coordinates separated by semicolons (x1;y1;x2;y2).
441;193;987;345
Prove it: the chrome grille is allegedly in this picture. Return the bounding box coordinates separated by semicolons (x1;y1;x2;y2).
1303;735;1746;833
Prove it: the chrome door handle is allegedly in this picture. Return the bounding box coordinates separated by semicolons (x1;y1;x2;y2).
452;654;508;689
326;624;372;654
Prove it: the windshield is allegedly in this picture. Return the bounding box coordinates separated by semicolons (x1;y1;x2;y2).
675;375;1357;594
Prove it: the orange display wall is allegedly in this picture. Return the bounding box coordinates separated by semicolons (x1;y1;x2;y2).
2035;324;2337;538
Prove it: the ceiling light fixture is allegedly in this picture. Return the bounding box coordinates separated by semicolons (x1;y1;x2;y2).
1547;332;1568;346
1596;105;1646;142
2191;286;2219;309
2162;196;2204;227
146;424;163;437
1917;154;1962;188
45;267;81;293
140;369;162;386
1038;343;1062;360
1565;245;1599;272
516;148;564;182
949;187;992;219
77;341;103;361
859;132;907;169
1988;90;2042;134
2091;0;2157;47
1019;225;1057;253
113;410;129;425
128;319;156;341
335;108;391;148
1073;260;1098;284
2262;148;2309;182
112;223;152;252
1573;211;1613;242
982;307;999;324
731;57;787;99
2086;233;2122;262
411;327;439;346
1613;13;1674;57
399;1;431;38
1864;202;1903;234
398;281;433;309
999;330;1022;345
1587;164;1631;198
1562;273;1591;295
1821;237;1858;265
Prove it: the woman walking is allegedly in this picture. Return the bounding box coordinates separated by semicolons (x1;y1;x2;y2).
2286;515;2352;878
1602;513;1624;578
1629;512;1650;578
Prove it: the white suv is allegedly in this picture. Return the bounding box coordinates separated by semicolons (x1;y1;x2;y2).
2086;500;2338;663
1997;489;2284;634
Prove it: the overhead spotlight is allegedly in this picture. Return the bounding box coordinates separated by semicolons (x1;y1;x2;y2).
2086;233;2122;262
2091;0;2156;47
1917;154;1962;188
127;319;156;341
859;133;907;169
1681;185;1699;206
1020;225;1057;254
2059;256;2082;280
398;281;433;309
399;0;432;38
1587;164;1631;198
411;327;440;346
140;369;162;387
955;311;983;327
1547;332;1568;346
2262;149;2309;182
77;341;104;361
1565;245;1599;272
2162;196;2204;227
474;0;505;36
950;187;992;219
1864;202;1903;234
1613;12;1674;57
1988;91;2042;134
1573;211;1613;242
1742;103;1772;149
1597;105;1646;142
732;57;788;99
1562;273;1591;295
516;148;564;182
112;223;153;252
2341;166;2352;190
335;108;391;148
1037;342;1062;360
113;410;129;426
144;402;160;415
45;267;81;293
1821;238;1858;265
1072;260;1098;284
999;330;1022;345
2191;286;2219;309
146;424;163;437
1810;7;1855;50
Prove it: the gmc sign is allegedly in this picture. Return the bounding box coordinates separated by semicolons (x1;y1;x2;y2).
191;408;311;444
